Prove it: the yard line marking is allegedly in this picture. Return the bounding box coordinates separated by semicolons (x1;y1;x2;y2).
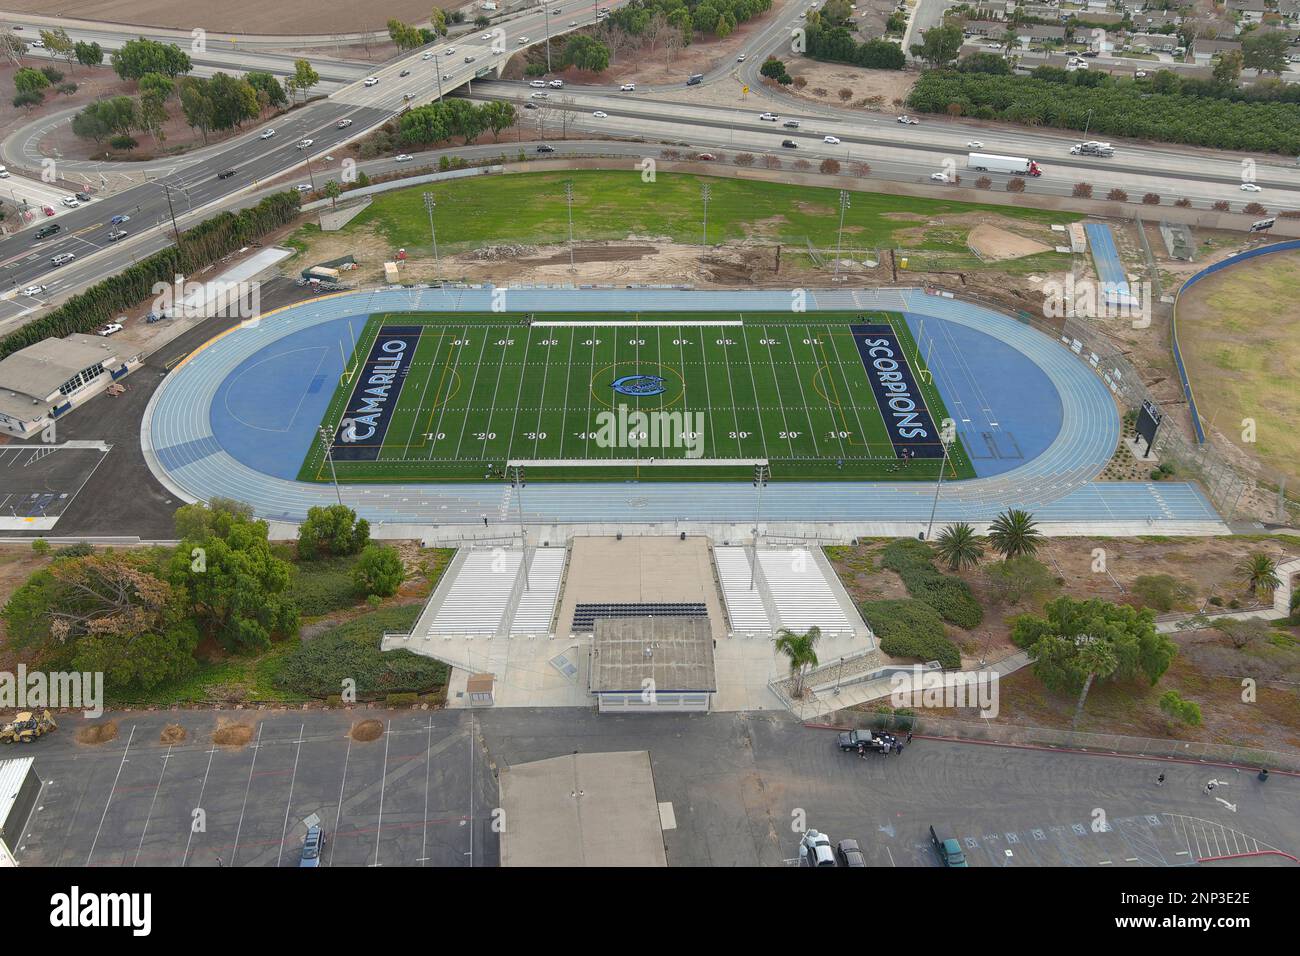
531;328;554;459
180;744;217;867
230;722;265;867
86;723;136;867
479;325;513;460
133;745;173;868
737;318;769;459
757;325;795;457
468;712;475;868
421;715;433;868
276;722;306;868
718;324;745;456
399;326;436;457
427;325;470;461
824;327;872;452
372;720;392;868
558;328;575;460
583;326;598;460
503;325;535;466
414;331;457;456
785;328;824;459
451;331;491;464
329;733;352;868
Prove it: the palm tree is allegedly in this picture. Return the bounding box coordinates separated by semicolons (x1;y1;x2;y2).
774;626;822;699
1235;553;1280;600
1070;638;1118;731
935;522;983;570
988;509;1042;560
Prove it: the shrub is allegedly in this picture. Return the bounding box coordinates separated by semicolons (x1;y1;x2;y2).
975;176;991;189
861;599;960;668
54;542;95;559
1131;574;1189;612
1107;188;1128;201
386;692;419;707
1142;192;1161;205
1212;200;1230;211
984;556;1055;606
58;82;78;95
1006;177;1025;192
286;556;362;617
31;539;50;556
1158;690;1202;726
297;504;370;559
109;134;138;150
1073;182;1093;198
1174;197;1191;207
881;539;983;628
12;91;43;108
353;544;405;598
819;158;841;175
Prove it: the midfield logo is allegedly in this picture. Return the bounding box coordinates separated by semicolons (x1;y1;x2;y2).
611;374;667;397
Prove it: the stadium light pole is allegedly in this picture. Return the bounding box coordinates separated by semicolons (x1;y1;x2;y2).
750;462;769;590
699;182;711;269
422;192;440;264
509;465;530;590
563;180;576;273
833;190;850;279
318;425;343;506
922;434;952;541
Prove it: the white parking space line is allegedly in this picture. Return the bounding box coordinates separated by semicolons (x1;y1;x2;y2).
86;723;137;866
370;720;392;867
181;745;218;867
133;745;174;867
419;716;433;866
230;723;265;866
275;722;307;867
330;733;353;869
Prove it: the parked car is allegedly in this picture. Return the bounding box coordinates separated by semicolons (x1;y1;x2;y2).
95;322;123;336
836;839;867;867
60;196;79;208
42;205;56;217
930;825;968;867
299;825;325;867
837;730;874;751
75;191;91;202
799;830;836;867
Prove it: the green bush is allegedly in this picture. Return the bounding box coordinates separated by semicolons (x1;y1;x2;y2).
31;539;50;556
271;605;447;699
1131;574;1189;612
386;692;419;707
861;599;960;668
286;556;362;616
354;544;404;598
54;542;95;559
881;539;983;629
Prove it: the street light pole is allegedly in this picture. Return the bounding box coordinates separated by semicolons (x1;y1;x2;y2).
542;1;553;72
749;462;769;590
699;182;711;268
434;51;444;100
318;425;343;505
563;180;576;273
922;436;952;541
833;189;850;279
423;192;439;264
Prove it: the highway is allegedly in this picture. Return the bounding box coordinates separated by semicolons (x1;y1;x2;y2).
3;0;1299;331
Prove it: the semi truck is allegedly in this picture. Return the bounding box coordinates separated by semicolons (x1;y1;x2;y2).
967;152;1042;176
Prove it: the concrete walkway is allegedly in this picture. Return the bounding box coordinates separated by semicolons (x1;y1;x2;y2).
1154;556;1299;633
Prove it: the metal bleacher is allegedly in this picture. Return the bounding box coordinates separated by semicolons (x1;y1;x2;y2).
713;546;774;635
428;549;522;636
757;549;855;637
509;547;567;636
571;602;706;633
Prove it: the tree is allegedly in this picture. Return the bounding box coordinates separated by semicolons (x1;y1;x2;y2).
1107;188;1128;201
819;157;840;175
13;67;49;95
1011;597;1177;713
41;28;75;68
910;23;963;68
988;509;1042;559
1006;176;1026;192
1158;690;1202;726
1242;30;1289;76
1216;616;1271;650
178;76;215;142
291;59;320;102
138;71;174;101
563;34;611;72
168;505;297;652
1235;553;1280;599
2;552;199;690
388;19;424;51
774;626;821;698
324;179;342;207
480;100;516;141
74;40;103;68
297;504;371;559
353;544;405;597
71;103;114;144
245;71;287;111
760;57;789;82
934;522;983;571
1073;182;1093;198
984;555;1055;606
111;37;191;80
137;90;169;141
1142;192;1161;205
430;8;449;37
1212;49;1243;87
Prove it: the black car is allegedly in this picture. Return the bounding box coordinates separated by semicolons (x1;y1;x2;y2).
524;102;537;109
836;839;867;867
781;139;798;148
74;191;91;202
536;144;555;153
34;224;61;240
217;168;236;180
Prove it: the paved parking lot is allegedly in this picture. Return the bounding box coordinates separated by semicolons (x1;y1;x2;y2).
17;710;497;868
14;707;1298;867
0;443;109;530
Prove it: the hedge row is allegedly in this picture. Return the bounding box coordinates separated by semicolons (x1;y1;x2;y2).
0;190;301;359
861;599;960;668
880;538;983;629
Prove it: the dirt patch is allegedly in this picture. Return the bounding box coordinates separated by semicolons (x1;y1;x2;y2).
212;720;255;748
781;63;917;113
1;2;452;34
350;718;384;742
967;224;1053;261
159;724;187;744
76;721;119;745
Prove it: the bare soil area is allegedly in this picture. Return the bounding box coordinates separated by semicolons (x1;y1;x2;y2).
212;719;256;747
780;62;917;112
967;223;1052;261
350;718;384;741
75;721;120;745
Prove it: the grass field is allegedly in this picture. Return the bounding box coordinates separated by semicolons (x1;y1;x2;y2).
1176;249;1300;486
331;170;1079;259
299;310;975;483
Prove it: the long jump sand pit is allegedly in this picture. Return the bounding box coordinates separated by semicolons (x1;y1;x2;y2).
1176;247;1300;481
967;224;1053;262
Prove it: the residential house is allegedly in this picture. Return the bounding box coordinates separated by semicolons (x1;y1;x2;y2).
1019;23;1069;43
1226;0;1267;24
974;0;1010;19
1190;37;1243;60
965;19;1011;38
1127;31;1180;52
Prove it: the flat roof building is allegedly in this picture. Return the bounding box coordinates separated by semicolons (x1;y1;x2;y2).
589;616;716;712
0;333;131;437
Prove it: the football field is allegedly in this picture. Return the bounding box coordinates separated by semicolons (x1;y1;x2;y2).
298;311;975;483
